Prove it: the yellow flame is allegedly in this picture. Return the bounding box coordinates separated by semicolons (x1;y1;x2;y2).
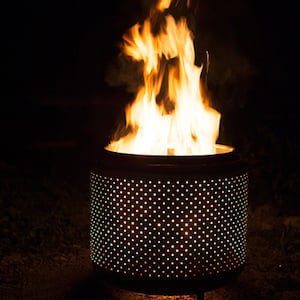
106;0;220;156
157;0;173;11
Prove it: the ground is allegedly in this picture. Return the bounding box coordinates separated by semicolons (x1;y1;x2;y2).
0;95;299;299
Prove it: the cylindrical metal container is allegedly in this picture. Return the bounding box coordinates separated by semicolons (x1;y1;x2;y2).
90;145;248;294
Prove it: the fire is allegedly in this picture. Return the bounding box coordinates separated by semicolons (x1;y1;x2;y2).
106;0;221;156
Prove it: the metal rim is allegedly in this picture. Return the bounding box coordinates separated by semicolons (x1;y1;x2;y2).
94;144;246;176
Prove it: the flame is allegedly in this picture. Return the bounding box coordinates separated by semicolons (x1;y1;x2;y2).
106;0;221;156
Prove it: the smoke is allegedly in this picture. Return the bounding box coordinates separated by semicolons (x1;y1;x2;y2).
105;0;256;113
105;0;201;94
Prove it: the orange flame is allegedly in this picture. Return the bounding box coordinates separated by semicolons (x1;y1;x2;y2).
106;0;221;156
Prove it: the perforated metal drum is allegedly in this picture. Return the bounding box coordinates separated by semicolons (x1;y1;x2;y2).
90;145;248;294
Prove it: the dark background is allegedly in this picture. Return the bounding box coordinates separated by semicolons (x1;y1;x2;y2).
1;0;298;144
1;0;299;299
1;0;299;210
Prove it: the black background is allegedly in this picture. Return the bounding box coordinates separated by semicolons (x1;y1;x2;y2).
2;0;299;209
1;0;298;141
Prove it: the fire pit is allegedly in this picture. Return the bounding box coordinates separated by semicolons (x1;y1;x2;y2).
90;145;248;294
90;0;249;295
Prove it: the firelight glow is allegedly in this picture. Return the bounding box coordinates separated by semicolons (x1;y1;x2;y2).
106;0;221;156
